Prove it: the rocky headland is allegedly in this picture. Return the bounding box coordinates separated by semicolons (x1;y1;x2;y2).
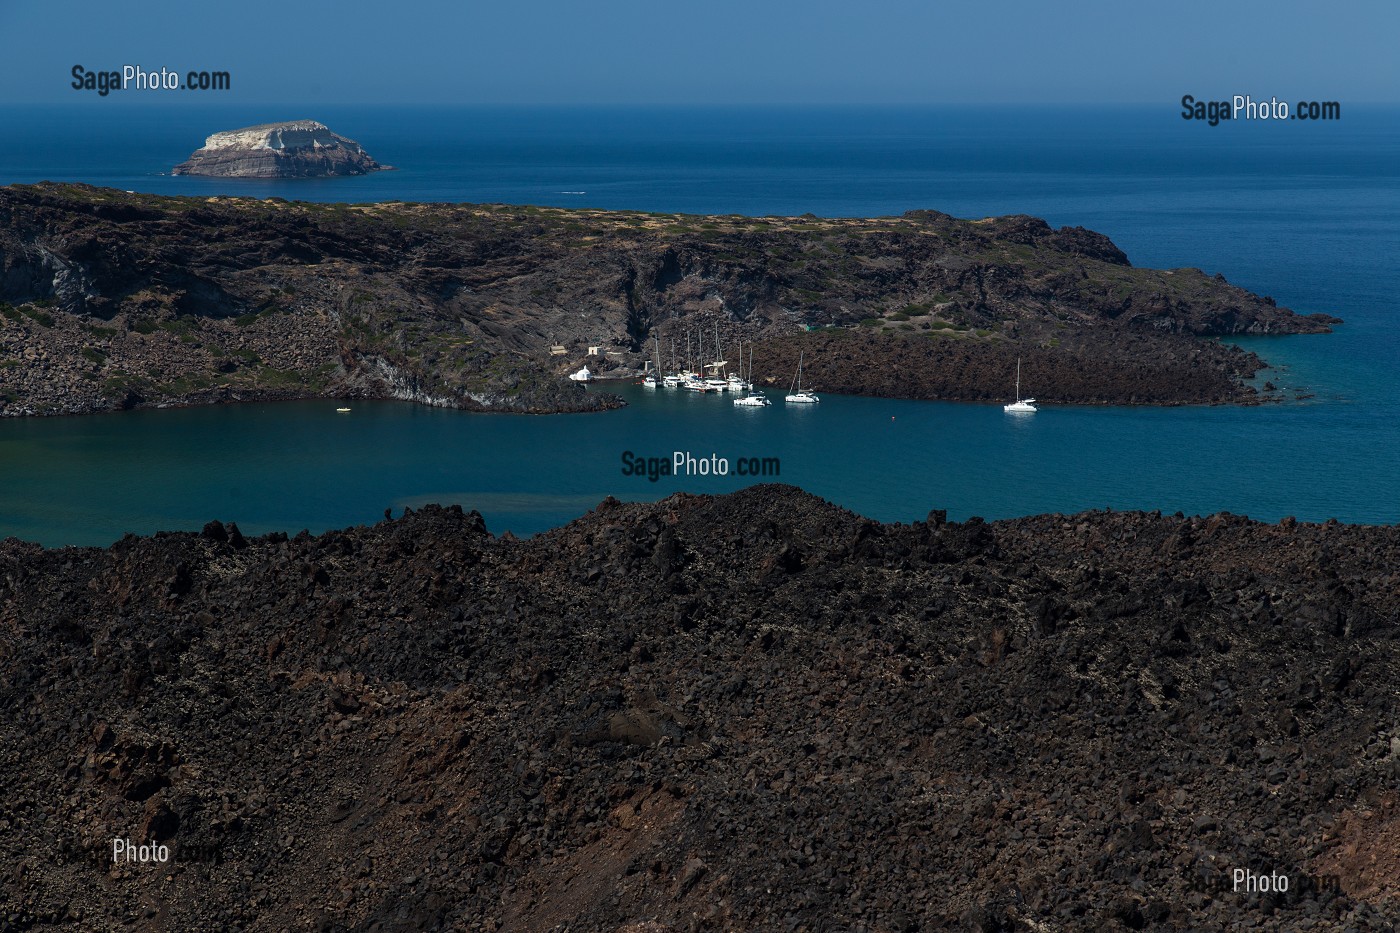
172;121;388;179
0;183;1339;417
1;485;1398;930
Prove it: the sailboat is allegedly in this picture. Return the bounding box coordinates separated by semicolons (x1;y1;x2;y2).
785;350;819;404
679;330;707;390
704;322;729;390
1003;358;1037;413
662;336;682;387
733;345;770;407
642;334;660;388
726;339;751;392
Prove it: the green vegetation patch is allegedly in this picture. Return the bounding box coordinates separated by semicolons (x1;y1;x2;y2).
158;318;196;336
22;307;55;327
100;373;151;398
304;362;339;391
234;305;288;328
160;373;218;395
257;365;309;388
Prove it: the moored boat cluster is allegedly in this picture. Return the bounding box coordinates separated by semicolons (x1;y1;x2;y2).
640;326;820;409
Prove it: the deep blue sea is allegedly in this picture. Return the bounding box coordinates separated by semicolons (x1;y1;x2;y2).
1;104;1397;544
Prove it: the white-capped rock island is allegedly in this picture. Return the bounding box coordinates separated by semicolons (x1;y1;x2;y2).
172;120;389;178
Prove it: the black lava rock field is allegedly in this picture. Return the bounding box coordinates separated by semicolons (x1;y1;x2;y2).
2;486;1398;931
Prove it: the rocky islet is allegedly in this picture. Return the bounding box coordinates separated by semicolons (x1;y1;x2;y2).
172;121;388;179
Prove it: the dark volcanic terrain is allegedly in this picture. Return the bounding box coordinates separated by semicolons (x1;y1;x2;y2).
2;486;1398;931
0;183;1337;417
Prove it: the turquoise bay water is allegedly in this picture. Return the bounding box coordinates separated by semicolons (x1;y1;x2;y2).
0;384;1394;546
1;105;1397;544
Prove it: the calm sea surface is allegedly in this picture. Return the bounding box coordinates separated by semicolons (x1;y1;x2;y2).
1;105;1397;544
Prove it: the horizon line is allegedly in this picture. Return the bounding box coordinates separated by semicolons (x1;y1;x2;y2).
7;99;1400;109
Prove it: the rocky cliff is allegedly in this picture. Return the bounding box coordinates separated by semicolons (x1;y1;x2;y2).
0;486;1396;930
172;121;387;178
0;183;1339;417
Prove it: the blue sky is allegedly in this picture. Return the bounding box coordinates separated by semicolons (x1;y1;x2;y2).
2;0;1396;106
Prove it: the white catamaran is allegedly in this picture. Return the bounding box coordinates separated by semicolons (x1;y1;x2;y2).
1004;357;1037;413
785;351;819;404
733;344;770;407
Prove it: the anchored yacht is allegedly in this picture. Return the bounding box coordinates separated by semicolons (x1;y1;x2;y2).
1003;358;1037;413
785;351;820;404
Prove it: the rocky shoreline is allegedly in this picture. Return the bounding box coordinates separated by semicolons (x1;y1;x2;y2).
747;327;1283;406
2;485;1398;930
0;184;1338;418
0;292;620;418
